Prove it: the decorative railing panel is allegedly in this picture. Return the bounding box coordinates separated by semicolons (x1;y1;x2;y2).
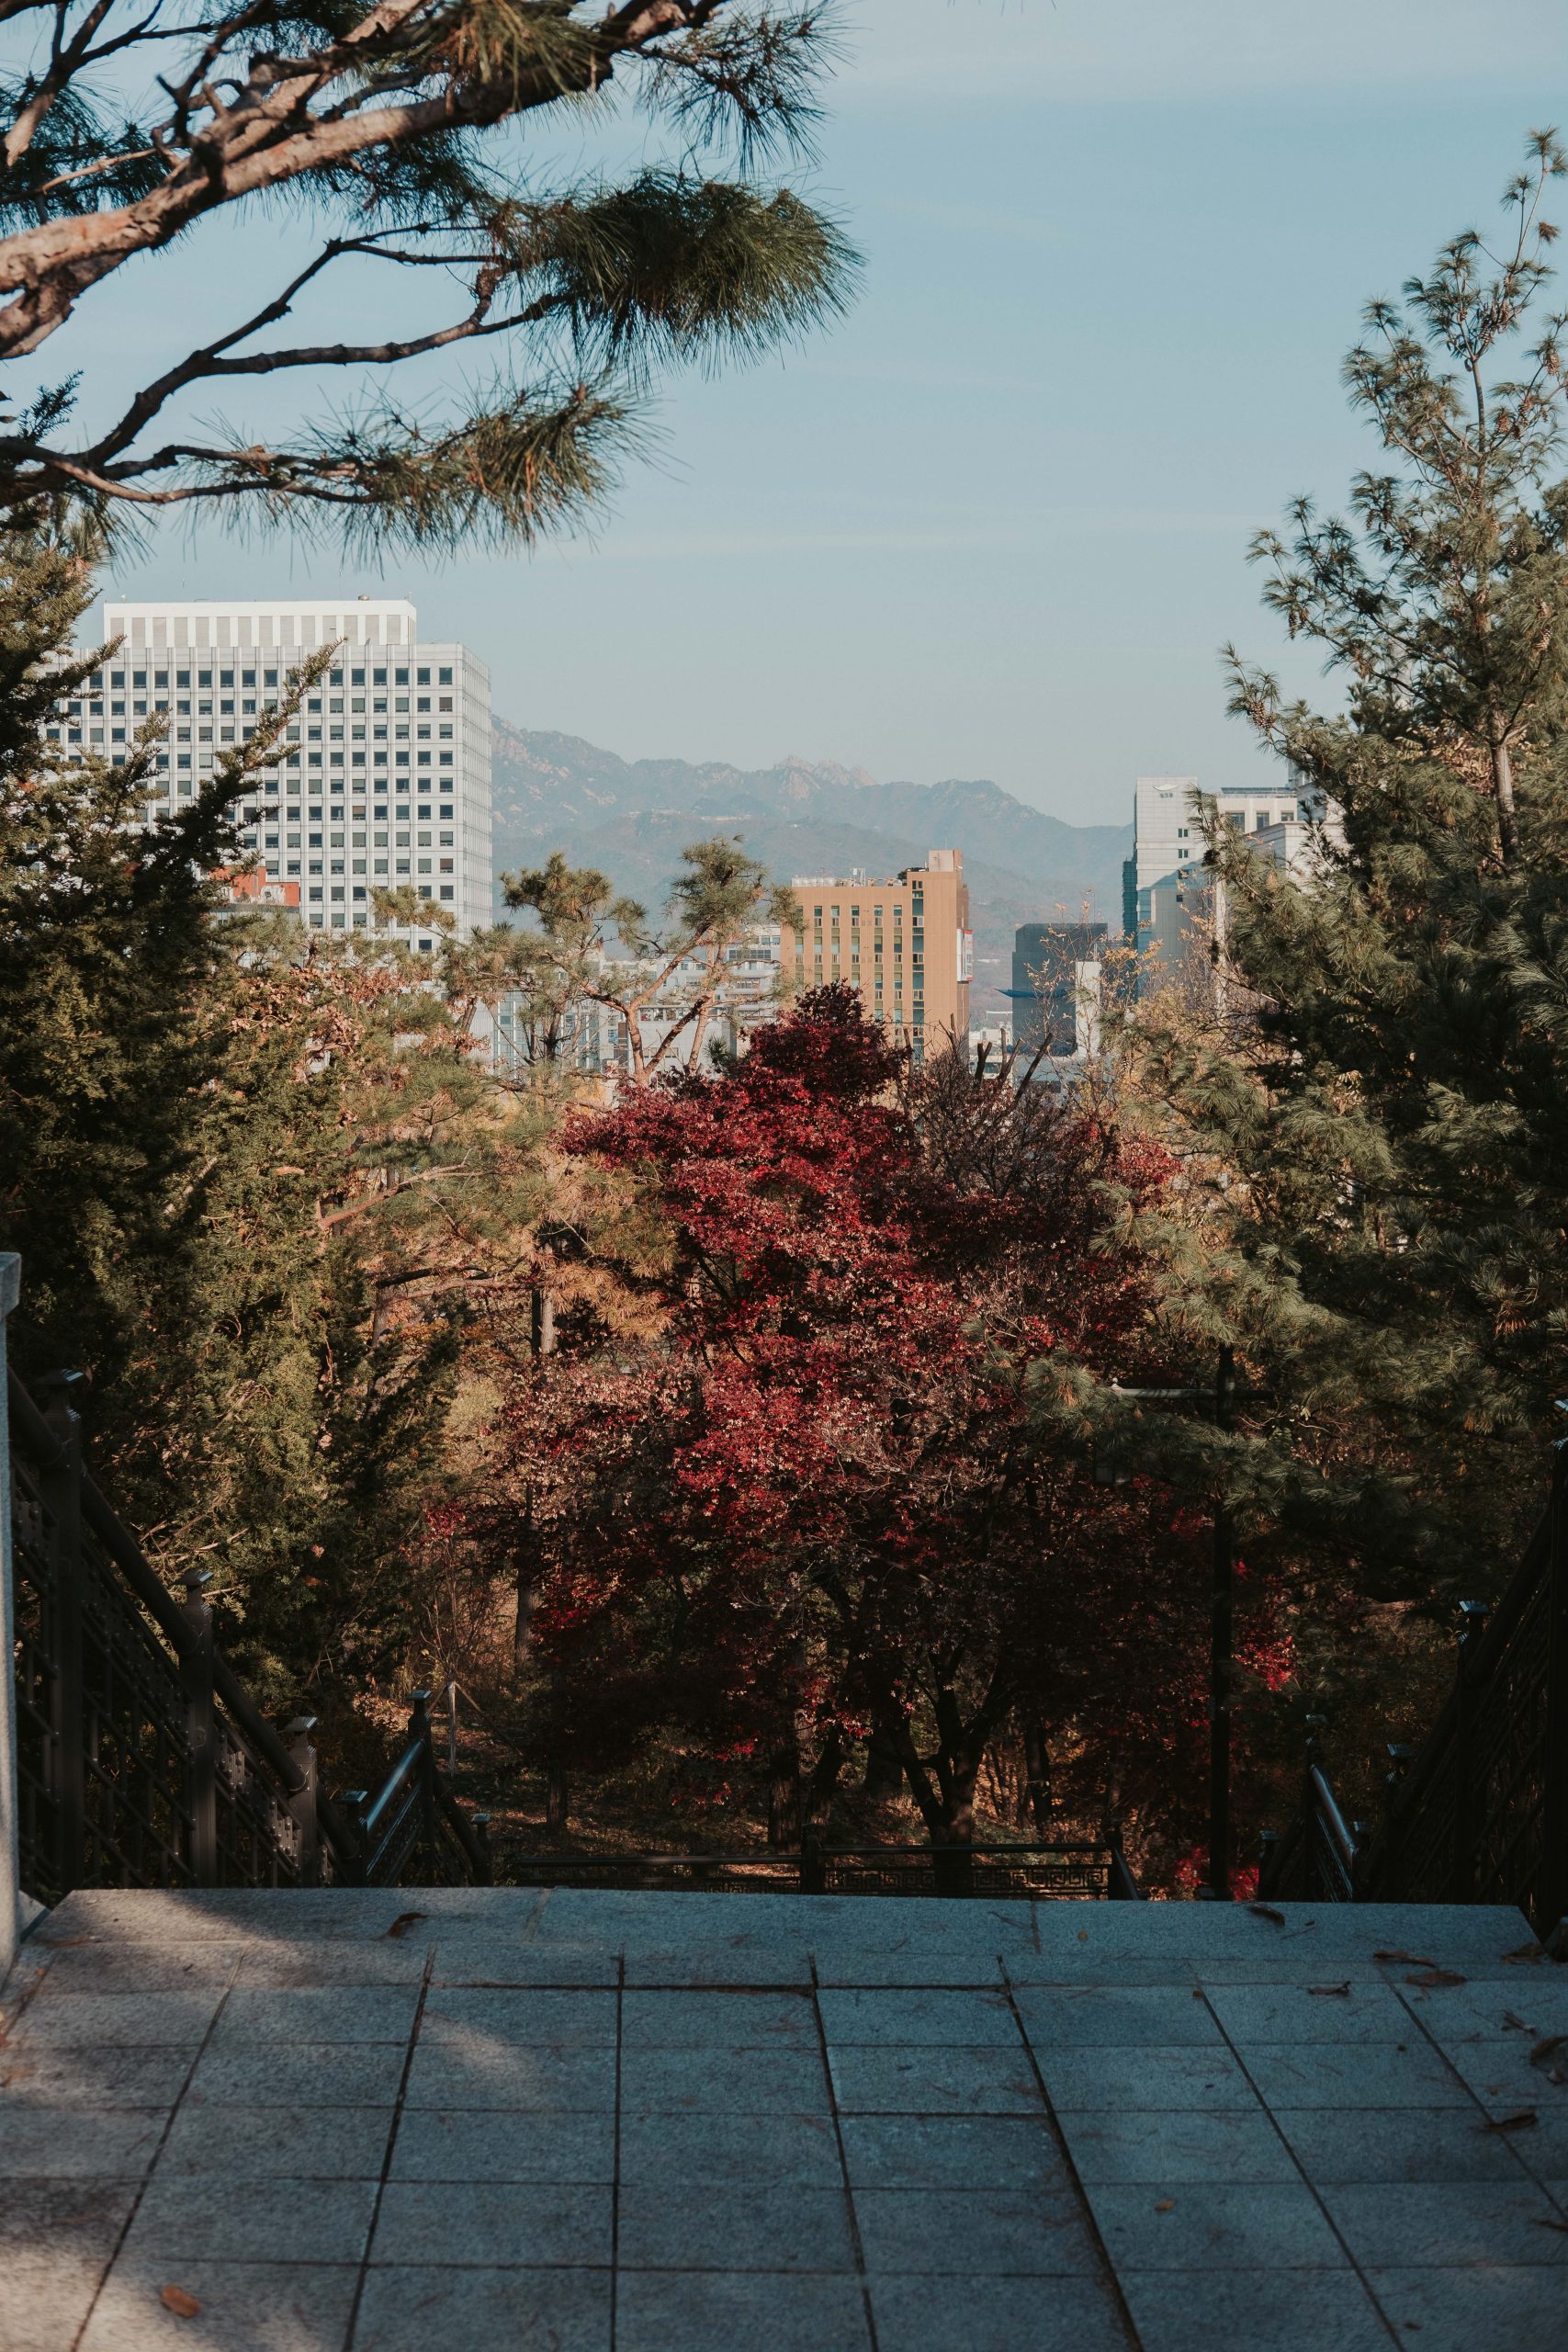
8;1369;486;1900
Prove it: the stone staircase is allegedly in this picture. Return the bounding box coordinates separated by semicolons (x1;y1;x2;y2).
2;1887;1564;2352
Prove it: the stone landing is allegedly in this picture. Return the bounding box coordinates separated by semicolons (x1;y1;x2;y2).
0;1890;1563;2351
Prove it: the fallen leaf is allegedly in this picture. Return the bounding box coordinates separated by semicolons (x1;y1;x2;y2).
1373;1950;1436;1968
1503;1941;1545;1964
1308;1982;1351;1997
1405;1968;1466;1989
1479;2109;1537;2132
1529;2034;1568;2069
1248;1904;1286;1926
1503;2012;1530;2033
1154;2199;1175;2213
385;1912;427;1940
1532;2217;1568;2234
160;2286;201;2319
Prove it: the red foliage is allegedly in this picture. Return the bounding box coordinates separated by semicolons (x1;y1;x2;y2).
502;989;1280;1862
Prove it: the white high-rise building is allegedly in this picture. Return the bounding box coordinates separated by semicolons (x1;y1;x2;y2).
1123;771;1325;988
58;596;492;943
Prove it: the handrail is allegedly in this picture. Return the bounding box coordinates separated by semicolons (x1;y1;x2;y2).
8;1370;308;1803
1308;1763;1358;1870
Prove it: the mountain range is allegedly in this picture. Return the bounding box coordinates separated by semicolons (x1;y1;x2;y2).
489;723;1133;1021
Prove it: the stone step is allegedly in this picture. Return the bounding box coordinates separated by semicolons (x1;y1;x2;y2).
1;1892;1562;2352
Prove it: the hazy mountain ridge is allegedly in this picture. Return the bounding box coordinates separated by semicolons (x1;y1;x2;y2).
490;722;1132;1019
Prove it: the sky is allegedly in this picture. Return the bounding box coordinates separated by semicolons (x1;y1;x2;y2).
27;0;1568;824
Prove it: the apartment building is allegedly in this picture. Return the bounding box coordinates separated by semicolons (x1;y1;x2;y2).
780;851;972;1058
1123;772;1325;990
1010;922;1107;1057
52;596;492;943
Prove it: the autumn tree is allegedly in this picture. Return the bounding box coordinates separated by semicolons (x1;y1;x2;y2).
0;4;853;546
491;987;1280;1875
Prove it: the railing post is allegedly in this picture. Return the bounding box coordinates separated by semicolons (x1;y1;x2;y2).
336;1789;370;1885
1449;1600;1489;1904
1;1255;23;1976
800;1821;825;1894
1540;1446;1568;1940
1257;1827;1280;1895
471;1812;492;1886
1207;1343;1237;1900
284;1716;320;1887
407;1689;435;1874
41;1376;87;1896
181;1569;218;1886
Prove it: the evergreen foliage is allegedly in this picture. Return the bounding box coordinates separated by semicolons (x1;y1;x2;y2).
0;3;855;549
1130;136;1568;1602
0;529;544;1696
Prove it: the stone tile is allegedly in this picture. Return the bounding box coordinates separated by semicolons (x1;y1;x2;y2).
618;2109;842;2187
80;2257;358;2352
616;2182;855;2272
817;1987;1019;2047
11;1990;224;2047
852;2186;1099;2275
1205;1980;1413;2043
403;2041;616;2112
0;2252;111;2352
1039;2044;1258;2112
1120;2267;1390;2352
620;1990;817;2047
186;2043;410;2109
353;2266;611;2352
427;1939;620;1988
1274;2104;1537;2184
26;1945;242;1995
35;1890;423;1944
1366;2263;1568;2351
1089;2180;1347;2272
839;2113;1069;2189
389;2109;615;2183
870;2274;1127;2352
155;2105;396;2180
1440;2039;1568;2115
1005;1953;1201;1988
619;1944;815;1988
1014;1985;1223;2048
812;1948;1011;1989
1240;2038;1469;2109
0;2107;166;2177
125;2175;378;2266
209;1988;420;2046
828;2043;1042;2115
0;2177;140;2256
236;1945;427;1990
369;2179;611;2267
420;1989;617;2045
618;2044;829;2114
1399;1975;1568;2041
615;2270;871;2352
1059;2107;1297;2186
0;2047;194;2109
1321;2178;1568;2267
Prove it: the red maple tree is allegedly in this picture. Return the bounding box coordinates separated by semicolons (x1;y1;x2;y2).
497;988;1291;1876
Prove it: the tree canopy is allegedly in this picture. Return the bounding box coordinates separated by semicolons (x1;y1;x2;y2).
0;2;854;547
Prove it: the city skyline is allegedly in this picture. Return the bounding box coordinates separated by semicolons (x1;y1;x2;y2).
35;2;1568;828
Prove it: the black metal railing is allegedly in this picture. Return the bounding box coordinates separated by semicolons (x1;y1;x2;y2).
487;1835;1142;1901
1260;1445;1568;1939
8;1369;488;1901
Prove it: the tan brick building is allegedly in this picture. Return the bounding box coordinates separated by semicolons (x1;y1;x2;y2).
782;850;972;1059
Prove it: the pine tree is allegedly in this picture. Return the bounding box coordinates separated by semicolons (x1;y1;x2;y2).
1131;134;1568;1601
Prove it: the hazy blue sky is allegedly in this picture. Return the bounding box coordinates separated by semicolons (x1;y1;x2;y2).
39;0;1568;823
